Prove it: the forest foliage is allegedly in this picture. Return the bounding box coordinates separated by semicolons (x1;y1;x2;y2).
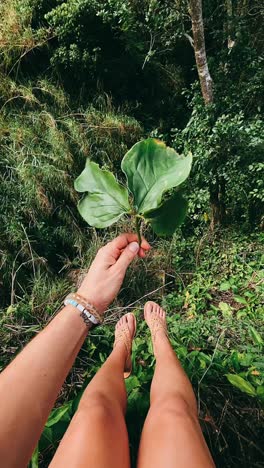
0;1;263;467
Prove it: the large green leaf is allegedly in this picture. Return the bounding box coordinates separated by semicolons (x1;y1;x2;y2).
74;160;130;228
121;138;192;214
226;374;256;396
145;192;188;235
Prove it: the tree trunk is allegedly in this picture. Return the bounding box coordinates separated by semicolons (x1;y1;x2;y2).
237;0;248;17
189;0;213;104
209;179;226;230
225;0;235;49
189;0;227;228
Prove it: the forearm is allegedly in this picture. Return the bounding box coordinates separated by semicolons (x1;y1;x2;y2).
0;305;88;467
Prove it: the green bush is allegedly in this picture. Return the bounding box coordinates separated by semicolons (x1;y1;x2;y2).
172;99;264;227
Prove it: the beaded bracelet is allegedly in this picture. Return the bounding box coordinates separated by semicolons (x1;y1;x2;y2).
64;293;103;328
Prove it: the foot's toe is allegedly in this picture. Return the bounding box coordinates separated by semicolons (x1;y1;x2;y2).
116;317;122;329
144;301;167;328
145;301;156;324
144;302;168;355
115;313;135;339
145;301;156;310
120;315;126;326
144;301;155;319
126;313;135;337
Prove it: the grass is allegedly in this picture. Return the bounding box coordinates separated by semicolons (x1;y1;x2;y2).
0;80;142;308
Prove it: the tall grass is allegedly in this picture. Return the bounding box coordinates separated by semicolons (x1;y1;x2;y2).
0;75;142;308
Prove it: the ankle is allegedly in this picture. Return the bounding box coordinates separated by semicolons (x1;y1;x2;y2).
153;328;167;340
151;328;168;346
152;333;171;356
113;340;128;356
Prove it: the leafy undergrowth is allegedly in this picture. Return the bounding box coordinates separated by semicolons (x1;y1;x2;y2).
1;230;263;467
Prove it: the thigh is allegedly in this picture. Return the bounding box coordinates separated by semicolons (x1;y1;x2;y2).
50;401;130;468
137;401;215;468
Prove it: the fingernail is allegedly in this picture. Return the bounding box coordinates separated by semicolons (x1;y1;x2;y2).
129;242;139;253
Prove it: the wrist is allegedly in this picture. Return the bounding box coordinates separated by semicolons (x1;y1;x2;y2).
64;292;104;329
76;287;106;315
63;304;92;333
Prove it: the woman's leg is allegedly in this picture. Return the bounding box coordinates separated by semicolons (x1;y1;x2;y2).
50;313;136;468
137;302;215;468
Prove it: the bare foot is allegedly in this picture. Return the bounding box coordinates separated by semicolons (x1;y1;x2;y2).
114;313;136;377
144;301;168;354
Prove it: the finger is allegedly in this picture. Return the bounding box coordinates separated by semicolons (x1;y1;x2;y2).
114;241;140;272
110;233;138;250
107;233;151;257
138;247;146;258
140;237;151;251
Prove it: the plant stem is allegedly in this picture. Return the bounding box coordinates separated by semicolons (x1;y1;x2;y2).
135;216;142;246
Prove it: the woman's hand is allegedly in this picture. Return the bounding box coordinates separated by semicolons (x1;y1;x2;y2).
77;233;151;314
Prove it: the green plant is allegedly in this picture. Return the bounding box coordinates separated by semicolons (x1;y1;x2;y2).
74;138;192;244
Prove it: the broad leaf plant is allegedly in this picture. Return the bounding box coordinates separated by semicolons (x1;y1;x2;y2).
75;138;192;244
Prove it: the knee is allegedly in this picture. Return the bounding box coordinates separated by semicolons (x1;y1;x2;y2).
77;392;115;422
152;393;198;422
